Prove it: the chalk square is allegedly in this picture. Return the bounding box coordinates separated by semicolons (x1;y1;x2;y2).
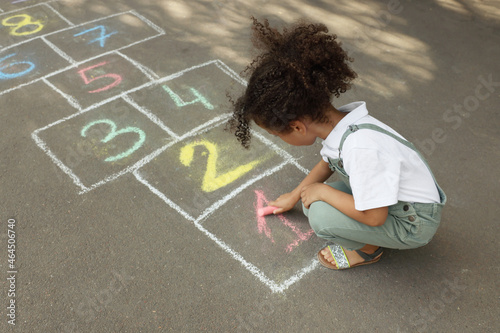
0;38;70;94
44;12;163;62
34;98;173;190
0;3;70;47
136;123;285;219
46;53;152;110
201;164;324;284
127;62;241;137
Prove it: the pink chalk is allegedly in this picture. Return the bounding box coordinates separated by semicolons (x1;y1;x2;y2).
257;206;279;217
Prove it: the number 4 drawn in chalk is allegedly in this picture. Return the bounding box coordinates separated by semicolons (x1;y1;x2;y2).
73;25;118;47
162;85;214;110
254;190;314;253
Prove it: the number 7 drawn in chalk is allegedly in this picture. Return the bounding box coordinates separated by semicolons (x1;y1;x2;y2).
179;140;260;192
162;85;214;110
73;25;118;47
254;190;314;253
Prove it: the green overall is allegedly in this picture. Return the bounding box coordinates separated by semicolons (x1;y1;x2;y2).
303;124;447;251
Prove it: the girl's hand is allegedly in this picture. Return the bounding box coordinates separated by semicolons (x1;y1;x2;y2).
300;183;329;208
269;192;301;214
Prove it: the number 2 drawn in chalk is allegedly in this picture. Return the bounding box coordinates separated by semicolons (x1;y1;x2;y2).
179;140;260;192
0;53;35;80
162;85;214;110
254;190;314;253
2;14;44;36
81;119;146;162
78;62;122;93
73;25;118;47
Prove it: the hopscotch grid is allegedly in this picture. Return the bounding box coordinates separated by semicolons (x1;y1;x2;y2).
1;10;144;53
42;2;74;26
27;44;319;292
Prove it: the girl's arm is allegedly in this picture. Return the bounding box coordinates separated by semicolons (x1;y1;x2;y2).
300;183;388;227
269;159;333;214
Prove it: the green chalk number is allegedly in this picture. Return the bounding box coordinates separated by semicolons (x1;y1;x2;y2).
162;85;214;110
81;119;146;162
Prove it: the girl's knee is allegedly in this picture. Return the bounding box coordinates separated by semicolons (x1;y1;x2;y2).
306;201;339;234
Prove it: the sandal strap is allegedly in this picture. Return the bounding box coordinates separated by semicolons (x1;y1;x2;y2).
355;247;383;261
327;244;350;269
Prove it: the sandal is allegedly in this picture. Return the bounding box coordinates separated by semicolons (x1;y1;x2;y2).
317;244;383;270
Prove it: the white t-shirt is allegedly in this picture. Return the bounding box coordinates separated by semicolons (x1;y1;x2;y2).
320;101;440;211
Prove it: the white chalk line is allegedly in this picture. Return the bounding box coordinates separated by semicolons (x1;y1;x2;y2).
129;9;165;35
122;94;179;139
31;130;88;192
43;2;74;26
42;78;82;110
41;36;77;65
133;171;196;222
0;1;57;17
214;60;247;87
116;51;158;81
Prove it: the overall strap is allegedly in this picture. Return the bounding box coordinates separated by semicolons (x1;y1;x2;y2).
339;124;437;184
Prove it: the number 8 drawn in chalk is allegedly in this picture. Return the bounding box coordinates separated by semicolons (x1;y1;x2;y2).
0;53;35;80
179;140;260;192
2;14;44;36
81;119;146;162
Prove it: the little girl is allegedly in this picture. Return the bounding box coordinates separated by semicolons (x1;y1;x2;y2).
228;18;446;270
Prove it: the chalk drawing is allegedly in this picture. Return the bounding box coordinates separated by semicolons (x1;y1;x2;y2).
73;25;118;48
179;140;260;192
81;119;146;162
78;61;122;93
2;14;44;36
0;53;34;79
162;84;214;110
254;190;314;252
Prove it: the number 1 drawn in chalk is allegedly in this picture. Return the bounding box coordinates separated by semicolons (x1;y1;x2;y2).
0;53;35;80
180;140;260;192
254;190;314;253
81;119;146;162
73;25;118;47
162;85;214;110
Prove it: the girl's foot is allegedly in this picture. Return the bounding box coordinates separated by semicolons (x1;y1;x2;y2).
318;244;383;270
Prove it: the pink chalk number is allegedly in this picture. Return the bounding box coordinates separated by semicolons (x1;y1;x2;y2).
78;61;122;93
254;190;314;253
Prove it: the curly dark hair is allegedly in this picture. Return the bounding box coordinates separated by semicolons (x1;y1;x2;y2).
227;17;357;148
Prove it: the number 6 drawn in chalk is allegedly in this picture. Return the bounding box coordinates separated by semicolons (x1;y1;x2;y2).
81;119;146;162
180;140;260;192
0;53;35;80
78;62;122;93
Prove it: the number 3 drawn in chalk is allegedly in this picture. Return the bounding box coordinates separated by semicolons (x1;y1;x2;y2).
2;14;44;36
0;53;35;80
78;62;122;93
179;140;260;192
81;119;146;162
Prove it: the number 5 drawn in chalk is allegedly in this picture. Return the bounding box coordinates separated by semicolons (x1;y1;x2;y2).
179;140;260;192
81;119;146;162
162;85;214;110
78;62;122;93
0;53;35;80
